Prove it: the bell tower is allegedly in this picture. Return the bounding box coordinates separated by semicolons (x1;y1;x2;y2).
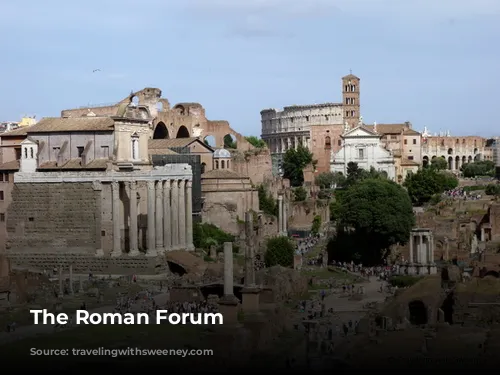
342;73;360;129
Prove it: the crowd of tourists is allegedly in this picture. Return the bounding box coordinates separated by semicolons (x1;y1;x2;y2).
443;188;482;200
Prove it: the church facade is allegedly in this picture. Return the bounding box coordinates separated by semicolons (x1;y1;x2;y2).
331;125;396;180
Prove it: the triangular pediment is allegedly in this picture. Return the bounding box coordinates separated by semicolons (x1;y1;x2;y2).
343;126;379;138
21;137;37;145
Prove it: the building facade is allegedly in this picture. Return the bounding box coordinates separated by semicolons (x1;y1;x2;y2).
260;74;361;175
331;126;396;180
420;127;487;170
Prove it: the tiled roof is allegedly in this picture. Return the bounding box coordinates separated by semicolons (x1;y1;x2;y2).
401;159;420;166
366;124;407;134
403;129;420;135
27;117;115;133
0;127;30;137
38;158;108;170
148;148;178;155
0;160;20;171
202;169;244;179
148;138;201;149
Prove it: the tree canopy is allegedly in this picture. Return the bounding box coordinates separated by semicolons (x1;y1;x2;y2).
282;145;314;187
329;178;414;265
344;162;388;187
223;135;237;149
265;236;295;267
430;156;448;171
461;160;495;178
245;136;267;148
315;171;345;189
403;168;458;205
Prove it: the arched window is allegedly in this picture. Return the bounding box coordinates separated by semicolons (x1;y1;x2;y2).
24;147;27;158
227;160;230;169
325;136;331;148
30;147;34;159
221;160;225;169
215;160;219;169
201;162;206;174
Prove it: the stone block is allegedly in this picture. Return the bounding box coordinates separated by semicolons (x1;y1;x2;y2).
241;287;260;313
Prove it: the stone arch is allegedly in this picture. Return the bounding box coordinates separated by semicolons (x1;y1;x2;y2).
153;122;169;139
431;155;437;160
474;154;480;162
174;104;186;115
447;148;453;155
176;126;190;138
223;133;237;149
203;135;216;147
408;300;428;325
201;162;206;174
474;148;478;154
455;155;460;169
468;155;472;163
484;271;499;278
462;155;466;165
325;136;331;148
423;155;429;167
448;156;453;170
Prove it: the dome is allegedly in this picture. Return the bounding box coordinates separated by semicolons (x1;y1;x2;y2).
213;148;231;158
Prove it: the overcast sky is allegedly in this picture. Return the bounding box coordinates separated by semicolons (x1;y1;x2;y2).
1;0;499;136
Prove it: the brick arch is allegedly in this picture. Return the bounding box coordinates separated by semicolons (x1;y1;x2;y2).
153;122;169;139
176;126;190;138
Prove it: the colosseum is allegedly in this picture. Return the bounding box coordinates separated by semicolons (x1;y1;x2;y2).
421;127;490;170
260;74;360;174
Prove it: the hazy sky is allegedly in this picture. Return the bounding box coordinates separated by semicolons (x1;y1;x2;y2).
1;0;499;137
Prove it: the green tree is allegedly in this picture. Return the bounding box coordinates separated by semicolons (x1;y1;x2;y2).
293;186;307;201
258;185;278;216
223;134;237;149
344;163;387;187
193;222;234;250
332;178;415;264
282;145;314;187
462;160;495;177
315;171;345;189
311;215;322;235
403;168;458;205
265;236;295;267
245;136;266;148
430;156;448;171
485;183;500;196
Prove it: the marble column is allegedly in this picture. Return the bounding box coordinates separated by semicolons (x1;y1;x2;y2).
129;181;139;256
171;180;179;249
244;211;256;287
409;233;414;263
224;242;234;296
185;180;194;251
146;180;157;256
163;180;172;251
283;200;288;236
155;180;164;254
278;195;283;235
178;179;186;249
111;181;122;257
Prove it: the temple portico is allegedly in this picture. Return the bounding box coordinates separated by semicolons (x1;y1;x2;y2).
13;164;194;257
400;228;437;275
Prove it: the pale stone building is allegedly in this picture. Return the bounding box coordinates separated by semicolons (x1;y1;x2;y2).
420;127;487;170
260;74;360;175
3;107;195;274
331;125;396;180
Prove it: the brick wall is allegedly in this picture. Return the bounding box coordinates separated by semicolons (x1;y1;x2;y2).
6;183;98;253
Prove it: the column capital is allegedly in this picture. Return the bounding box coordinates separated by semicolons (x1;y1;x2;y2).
186;180;192;188
179;179;185;189
111;180;119;191
163;180;171;189
147;180;155;190
155;181;162;197
128;180;136;190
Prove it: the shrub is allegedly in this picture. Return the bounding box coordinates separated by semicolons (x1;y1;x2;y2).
388;275;420;288
265;236;295;267
193;222;234;250
258;185;278;216
311;215;322;235
485;183;500;196
293;186;307;201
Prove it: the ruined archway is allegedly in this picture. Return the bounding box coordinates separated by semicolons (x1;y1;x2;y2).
203;135;216;147
448;156;453;170
484;271;500;278
462;155;466;166
468;155;472;163
176;126;190;138
440;292;454;324
455;156;460;170
431;155;437;160
408;300;428;325
153;122;169;139
422;156;429;168
223;134;237;149
447;148;453;155
167;261;187;276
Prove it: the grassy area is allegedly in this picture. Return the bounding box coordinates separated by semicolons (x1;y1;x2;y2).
388;275;421;288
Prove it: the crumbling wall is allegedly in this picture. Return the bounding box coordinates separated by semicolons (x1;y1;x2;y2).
232;148;273;185
6;183;98;253
289;199;330;230
255;266;308;302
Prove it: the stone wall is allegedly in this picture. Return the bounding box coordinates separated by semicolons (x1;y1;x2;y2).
289;199;330;230
232;148;273;186
6;183;98;253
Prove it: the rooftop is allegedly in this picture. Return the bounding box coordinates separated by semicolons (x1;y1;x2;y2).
148;137;209;150
27;117;115;133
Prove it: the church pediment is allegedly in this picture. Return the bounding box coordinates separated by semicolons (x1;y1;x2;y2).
343;126;379;138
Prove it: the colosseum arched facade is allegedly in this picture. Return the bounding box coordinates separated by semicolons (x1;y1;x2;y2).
421;128;488;171
261;74;360;174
